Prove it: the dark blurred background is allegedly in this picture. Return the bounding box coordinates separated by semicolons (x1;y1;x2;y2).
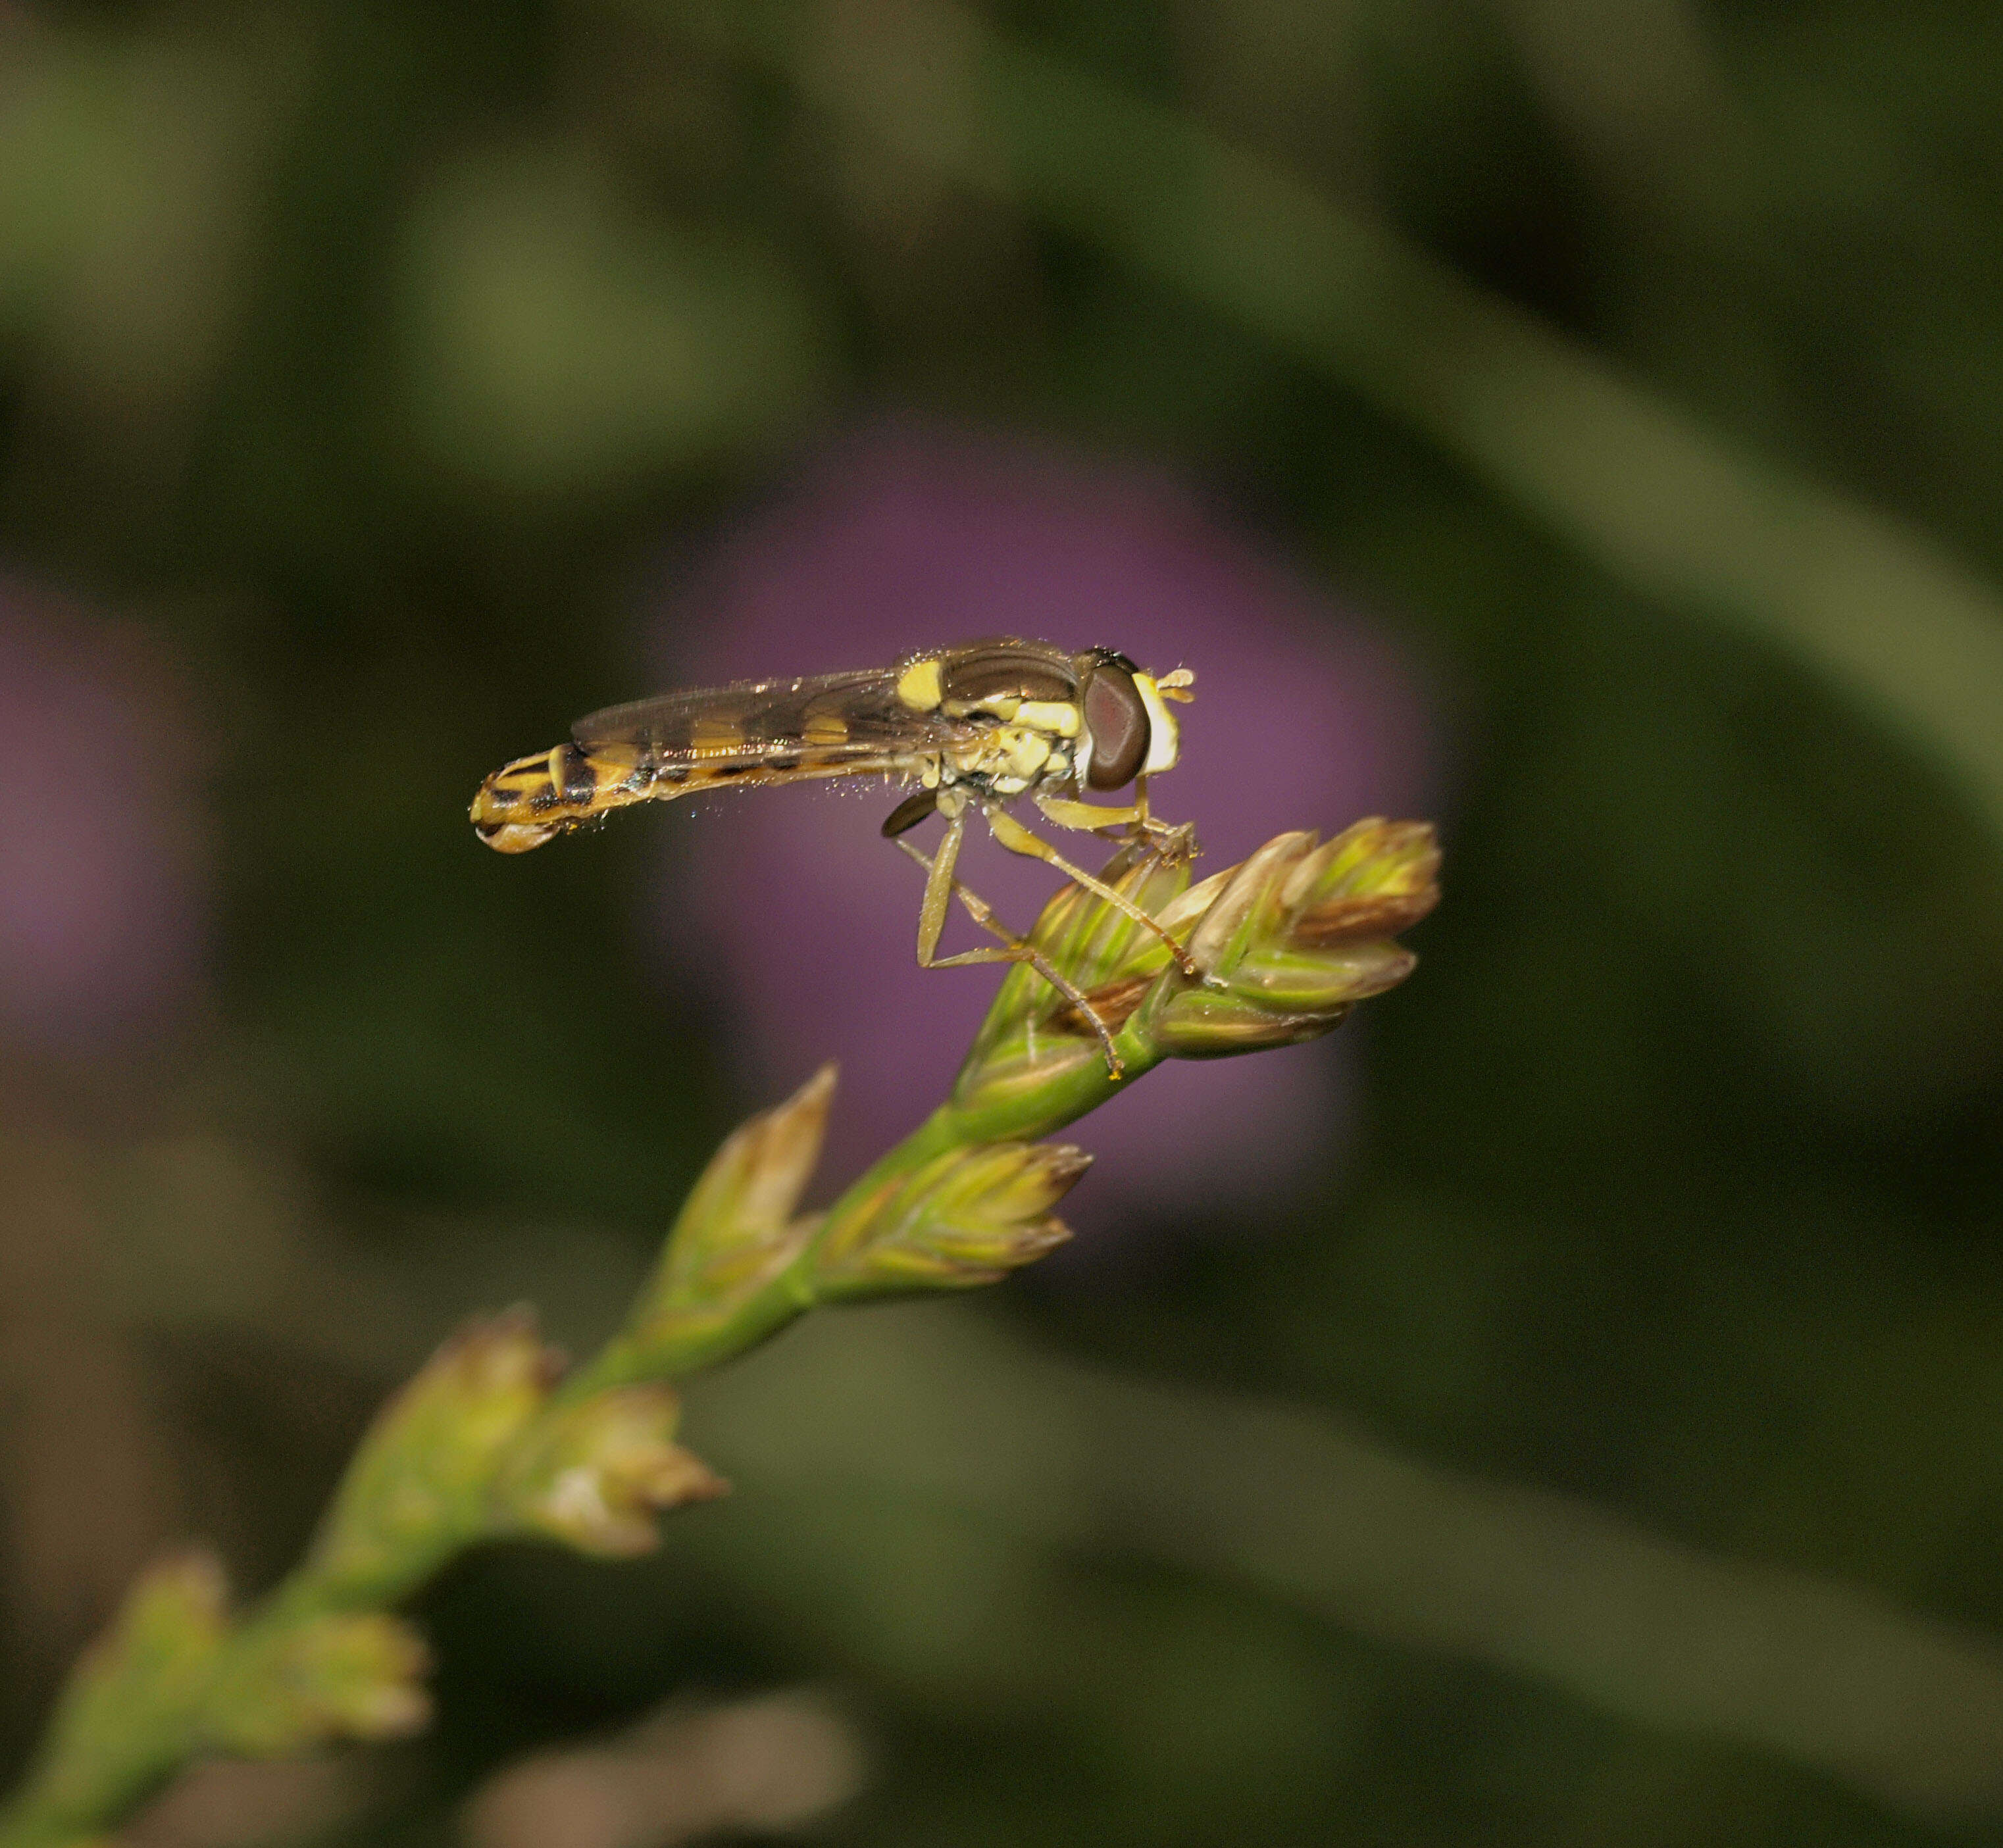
7;1;2003;1843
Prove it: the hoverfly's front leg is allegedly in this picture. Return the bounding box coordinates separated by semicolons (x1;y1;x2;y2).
1034;776;1182;842
895;797;1126;1076
987;806;1205;982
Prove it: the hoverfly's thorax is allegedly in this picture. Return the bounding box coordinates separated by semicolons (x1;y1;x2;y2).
890;641;1094;799
937;644;1077;709
1013;699;1082;737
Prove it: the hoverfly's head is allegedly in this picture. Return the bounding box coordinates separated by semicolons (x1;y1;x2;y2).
1078;649;1196;791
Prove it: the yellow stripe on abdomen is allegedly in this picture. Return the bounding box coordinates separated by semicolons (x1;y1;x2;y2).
470;739;928;852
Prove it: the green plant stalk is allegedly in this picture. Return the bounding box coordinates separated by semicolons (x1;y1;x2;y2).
557;1267;819;1397
809;1016;1156;1232
557;1017;1158;1401
566;818;1437;1388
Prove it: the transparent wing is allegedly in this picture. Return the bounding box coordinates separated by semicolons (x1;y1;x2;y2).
572;667;973;769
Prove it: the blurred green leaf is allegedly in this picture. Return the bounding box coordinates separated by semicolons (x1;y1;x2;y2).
0;22;284;407
394;142;828;495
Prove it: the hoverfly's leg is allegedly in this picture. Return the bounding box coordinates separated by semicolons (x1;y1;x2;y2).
1036;793;1142;834
940;880;1125;1073
1127;774;1189;840
1034;787;1184;845
987;808;1204;982
894;831;1126;1076
908;801;971;968
881;787;940;838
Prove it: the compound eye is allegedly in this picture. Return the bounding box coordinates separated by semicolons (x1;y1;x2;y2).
1083;663;1150;789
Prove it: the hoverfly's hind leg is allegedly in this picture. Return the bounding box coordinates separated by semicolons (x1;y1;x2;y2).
987;807;1205;982
895;809;1126;1076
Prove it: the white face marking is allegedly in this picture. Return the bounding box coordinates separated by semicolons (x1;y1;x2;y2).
1135;673;1180;776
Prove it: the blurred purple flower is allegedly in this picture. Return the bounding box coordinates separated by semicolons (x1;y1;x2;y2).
0;586;207;1054
647;421;1431;1233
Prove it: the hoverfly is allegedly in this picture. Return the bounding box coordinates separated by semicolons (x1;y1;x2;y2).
469;638;1199;1072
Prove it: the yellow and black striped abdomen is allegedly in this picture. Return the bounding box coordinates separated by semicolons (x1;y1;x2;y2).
469;736;920;853
469;646;1101;853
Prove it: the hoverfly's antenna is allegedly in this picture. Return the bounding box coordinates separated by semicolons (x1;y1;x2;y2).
1156;667;1196;703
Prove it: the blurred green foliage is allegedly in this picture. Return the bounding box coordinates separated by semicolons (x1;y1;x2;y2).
7;0;2003;1843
